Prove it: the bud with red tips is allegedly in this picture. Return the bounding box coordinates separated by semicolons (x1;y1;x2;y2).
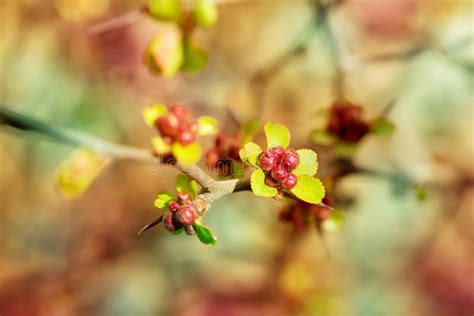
259;153;275;171
177;192;190;203
282;173;298;189
281;149;300;171
170;104;190;120
271;165;288;182
168;201;180;212
176;205;196;225
164;213;176;232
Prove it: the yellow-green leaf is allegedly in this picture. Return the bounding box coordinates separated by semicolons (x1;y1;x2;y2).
370;118;396;137
151;136;171;154
154;192;174;209
310;129;336;146
56;148;109;198
198;116;218;136
321;211;344;232
143;103;168;126
148;0;181;21
175;174;199;199
193;0;218;28
239;142;262;167
144;29;184;78
290;175;325;204
240;118;260;143
293;149;318;176
182;36;208;73
264;122;290;149
250;169;278;197
171;142;202;164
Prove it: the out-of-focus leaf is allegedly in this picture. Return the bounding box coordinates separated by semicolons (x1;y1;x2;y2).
239;142;262;167
231;161;245;179
264;122;290;149
144;29;183;78
415;185;427;201
293;149;318;176
370;118;396;137
171;142;202;164
193;222;217;245
182;37;208;72
334;141;357;157
290;176;325;204
193;0;218;28
322;211;344;232
151;136;171;154
240;118;260;143
197;116;217;135
250;169;278;197
148;0;181;21
171;227;184;235
143;103;167;126
56;148;109;198
175;174;199;198
310;129;336;146
154;192;175;209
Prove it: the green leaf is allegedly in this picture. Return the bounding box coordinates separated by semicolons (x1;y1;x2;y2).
310;129;336;146
415;185;426;201
154;192;175;209
143;103;168;126
370;118;396;137
193;222;217;245
321;211;344;232
197;116;218;136
175;174;199;199
239;142;262;167
56;148;109;199
334;141;357;157
240;118;260;143
151;136;171;154
250;169;278;197
148;0;181;21
292;149;318;176
182;36;208;72
290;175;325;204
264;122;290;149
171;142;202;165
171;227;184;235
193;0;218;28
144;29;184;78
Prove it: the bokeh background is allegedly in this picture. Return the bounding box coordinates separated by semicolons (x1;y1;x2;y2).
0;0;473;315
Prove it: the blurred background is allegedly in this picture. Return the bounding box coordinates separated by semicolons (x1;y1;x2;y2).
0;0;473;315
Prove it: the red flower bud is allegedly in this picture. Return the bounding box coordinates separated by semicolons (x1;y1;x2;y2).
169;104;190;121
177;192;190;203
176;129;196;145
282;173;298;189
176;205;196;225
164;213;176;232
156;115;179;136
268;146;284;160
271;165;288;182
259;153;275;171
168;201;180;212
265;175;279;188
184;224;195;235
282;149;300;171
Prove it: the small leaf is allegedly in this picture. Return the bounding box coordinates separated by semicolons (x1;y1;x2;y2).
144;28;184;78
239;142;262;167
197;116;218;136
370;118;396;137
171;142;202;164
334;141;357;157
172;227;184;235
293;149;318;176
56;148;109;198
193;0;218;28
148;0;181;21
193;222;217;245
310;129;336;146
290;175;325;204
151;136;171;154
415;185;426;201
264;122;290;149
175;174;199;199
154;192;175;209
240;119;260;143
182;36;208;72
321;211;344;232
143;103;168;126
250;169;278;197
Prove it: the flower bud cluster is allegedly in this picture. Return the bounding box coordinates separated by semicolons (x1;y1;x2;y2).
279;196;333;231
155;104;199;146
258;146;300;190
326;100;370;143
163;192;198;235
206;133;242;175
